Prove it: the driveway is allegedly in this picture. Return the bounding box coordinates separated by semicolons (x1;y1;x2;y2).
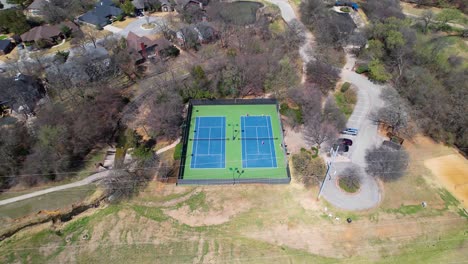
320;53;384;210
111;16;165;37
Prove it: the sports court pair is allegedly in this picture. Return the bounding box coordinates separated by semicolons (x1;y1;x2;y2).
190;115;278;169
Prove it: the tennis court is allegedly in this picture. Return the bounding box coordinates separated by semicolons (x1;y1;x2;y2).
241;116;278;168
190;117;226;169
179;100;290;185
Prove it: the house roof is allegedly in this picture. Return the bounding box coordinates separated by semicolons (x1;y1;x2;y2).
26;0;47;10
20;25;61;42
132;0;145;9
126;31;172;53
20;22;79;42
0;39;12;51
195;22;216;40
174;0;200;8
78;4;123;26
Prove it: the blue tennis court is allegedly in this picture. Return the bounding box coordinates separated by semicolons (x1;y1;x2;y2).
241;116;277;168
190;117;226;169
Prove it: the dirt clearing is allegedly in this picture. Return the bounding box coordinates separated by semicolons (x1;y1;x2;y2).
425;154;468;208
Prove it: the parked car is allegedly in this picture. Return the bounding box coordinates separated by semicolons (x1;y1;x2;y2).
341;128;358;136
337;138;353;146
0;68;5;73
333;143;349;152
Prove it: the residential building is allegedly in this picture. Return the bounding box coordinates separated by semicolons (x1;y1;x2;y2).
20;21;80;46
24;0;47;18
126;31;177;64
0;39;14;55
77;0;123;28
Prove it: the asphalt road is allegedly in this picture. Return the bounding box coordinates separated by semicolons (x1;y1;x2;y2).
320;53;384;210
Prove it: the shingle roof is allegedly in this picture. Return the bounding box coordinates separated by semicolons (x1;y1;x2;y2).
20;22;79;42
26;0;47;10
78;5;123;26
126;31;171;53
132;0;145;9
20;25;61;42
0;39;12;51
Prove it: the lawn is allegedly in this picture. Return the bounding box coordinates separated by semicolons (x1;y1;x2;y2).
0;185;97;221
400;2;468;26
1;182;466;263
0;35;7;40
334;83;357;118
0;149;105;201
111;17;138;29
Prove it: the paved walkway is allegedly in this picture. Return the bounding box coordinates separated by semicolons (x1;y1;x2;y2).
0;138;181;206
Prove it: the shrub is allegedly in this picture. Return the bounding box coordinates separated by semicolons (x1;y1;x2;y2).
340;7;351;13
54;51;70;63
35;39;51;49
173;142;182;160
343;88;357;104
116;14;125;21
341;82;351;92
368;59;392;82
355;65;369;74
280;103;303;127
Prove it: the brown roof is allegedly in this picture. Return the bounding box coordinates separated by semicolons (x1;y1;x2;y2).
20;22;79;42
126;31;171;53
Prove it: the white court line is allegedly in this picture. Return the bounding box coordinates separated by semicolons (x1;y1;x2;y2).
265;115;275;167
192;117;200;168
207;128;211;155
256;127;260;154
241;116;248;168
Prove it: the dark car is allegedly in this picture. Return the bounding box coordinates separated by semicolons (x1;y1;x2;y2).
337;138;353;146
333;143;349;152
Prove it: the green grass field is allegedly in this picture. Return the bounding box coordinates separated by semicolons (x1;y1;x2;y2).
182;104;288;181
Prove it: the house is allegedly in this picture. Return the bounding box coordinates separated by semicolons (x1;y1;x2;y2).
0;74;45;116
77;0;123;28
126;31;178;64
24;0;47;18
132;0;145;12
20;21;79;46
160;0;175;12
174;0;203;11
0;39;14;55
176;22;217;47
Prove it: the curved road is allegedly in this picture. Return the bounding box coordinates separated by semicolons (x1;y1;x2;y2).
266;0;383;210
0;138;181;206
320;53;384;210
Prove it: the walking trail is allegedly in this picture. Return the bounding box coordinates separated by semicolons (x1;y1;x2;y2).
0;138;181;206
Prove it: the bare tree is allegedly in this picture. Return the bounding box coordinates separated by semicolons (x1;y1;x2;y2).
339;165;361;191
365;145;409;181
303;117;338;149
284;19;306;50
292;150;326;187
371;87;410;134
306;60;340;94
421;10;435;34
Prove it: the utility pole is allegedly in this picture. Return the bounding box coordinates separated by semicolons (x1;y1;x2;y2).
317;145;339;200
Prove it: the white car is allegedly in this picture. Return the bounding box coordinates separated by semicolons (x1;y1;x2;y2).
341;128;358;136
